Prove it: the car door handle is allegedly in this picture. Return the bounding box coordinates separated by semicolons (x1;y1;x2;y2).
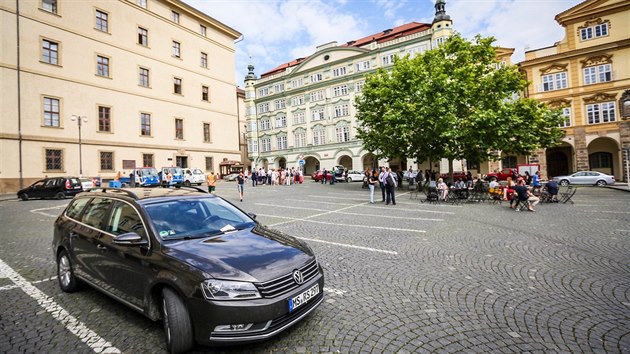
96;244;107;251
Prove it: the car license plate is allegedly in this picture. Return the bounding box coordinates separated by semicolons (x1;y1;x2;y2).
288;284;319;312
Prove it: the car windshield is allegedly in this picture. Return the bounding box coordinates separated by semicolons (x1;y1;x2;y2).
144;197;256;240
168;167;183;175
139;168;158;177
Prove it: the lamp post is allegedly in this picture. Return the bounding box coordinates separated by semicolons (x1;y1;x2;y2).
70;115;87;176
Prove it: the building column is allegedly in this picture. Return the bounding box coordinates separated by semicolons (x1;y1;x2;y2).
574;127;589;171
620;120;630;182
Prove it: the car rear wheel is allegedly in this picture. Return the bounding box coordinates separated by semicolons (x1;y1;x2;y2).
57;250;79;292
347;177;353;182
162;287;194;354
55;192;65;200
596;180;607;186
560;180;570;186
19;193;28;201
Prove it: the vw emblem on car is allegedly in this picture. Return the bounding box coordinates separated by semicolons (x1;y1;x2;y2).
293;270;304;285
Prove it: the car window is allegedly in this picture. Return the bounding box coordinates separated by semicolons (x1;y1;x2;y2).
66;198;92;220
107;202;147;239
32;180;45;188
81;198;114;229
145;197;255;240
45;179;57;187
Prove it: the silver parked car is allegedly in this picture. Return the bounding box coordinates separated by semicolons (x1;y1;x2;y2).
552;171;615;186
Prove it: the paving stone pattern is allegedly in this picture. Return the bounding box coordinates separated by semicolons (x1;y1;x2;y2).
0;181;628;353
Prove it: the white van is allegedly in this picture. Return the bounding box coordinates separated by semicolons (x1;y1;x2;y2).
183;168;205;186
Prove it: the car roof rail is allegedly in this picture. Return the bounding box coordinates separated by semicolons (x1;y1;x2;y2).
90;188;140;200
177;186;208;194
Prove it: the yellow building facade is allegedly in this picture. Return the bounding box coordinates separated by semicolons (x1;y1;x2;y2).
519;0;630;182
0;0;242;193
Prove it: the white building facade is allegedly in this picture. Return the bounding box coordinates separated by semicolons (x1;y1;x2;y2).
245;1;453;176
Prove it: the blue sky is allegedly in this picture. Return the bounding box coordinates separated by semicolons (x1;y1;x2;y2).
184;0;583;87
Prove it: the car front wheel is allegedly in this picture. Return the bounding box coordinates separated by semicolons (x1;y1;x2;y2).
57;250;79;292
19;193;28;201
560;180;570;186
596;180;607;186
162;287;194;354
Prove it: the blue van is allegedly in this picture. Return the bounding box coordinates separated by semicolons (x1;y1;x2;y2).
160;167;184;187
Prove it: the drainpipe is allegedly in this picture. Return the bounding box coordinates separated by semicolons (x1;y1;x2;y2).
16;0;24;189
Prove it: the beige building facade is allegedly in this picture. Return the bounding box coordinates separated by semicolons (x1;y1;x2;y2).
519;0;630;182
0;0;242;193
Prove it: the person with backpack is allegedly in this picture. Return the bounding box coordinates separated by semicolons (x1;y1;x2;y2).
383;167;397;205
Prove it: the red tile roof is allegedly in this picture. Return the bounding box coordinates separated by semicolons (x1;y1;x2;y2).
260;21;431;78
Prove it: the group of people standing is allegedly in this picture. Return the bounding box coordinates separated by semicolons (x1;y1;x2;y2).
251;167;303;187
365;167;399;205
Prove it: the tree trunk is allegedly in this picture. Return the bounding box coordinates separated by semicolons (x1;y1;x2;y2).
448;159;454;184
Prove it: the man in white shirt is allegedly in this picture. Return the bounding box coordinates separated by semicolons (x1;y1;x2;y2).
378;167;386;202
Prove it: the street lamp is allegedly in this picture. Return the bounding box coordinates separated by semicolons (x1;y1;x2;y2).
70;115;87;176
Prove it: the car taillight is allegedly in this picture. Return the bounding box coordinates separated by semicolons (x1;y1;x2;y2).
65;180;71;189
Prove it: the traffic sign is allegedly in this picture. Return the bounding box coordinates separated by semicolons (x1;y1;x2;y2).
299;159;305;165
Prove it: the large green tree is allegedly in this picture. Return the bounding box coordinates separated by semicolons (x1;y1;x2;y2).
355;34;564;178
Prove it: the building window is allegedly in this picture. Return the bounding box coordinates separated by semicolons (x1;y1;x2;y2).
382;53;395;66
42;39;59;65
172;41;181;58
261;137;271;152
200;24;206;36
258;87;269;97
201;52;208;68
333;85;348;97
202;86;209;101
138;27;148;46
313;128;326;146
587;101;616;124
275;115;286;128
293;112;305;124
334;104;349;117
140;113;151;136
292;96;304;106
95;10;108;32
291;78;303;88
294;132;306;148
502;156;517;169
203;123;211;142
43;97;60;127
41;0;57;14
247;121;257;132
332;67;346;77
274;83;284;93
584;64;612;85
173;77;182;94
310;73;322;83
541;72;567;91
175;118;183;139
355;60;370;71
258;103;269;113
136;0;147;8
560;107;571;128
100;151;114;171
275;99;285;110
45;149;63;171
311;108;325;121
171;11;179;23
205;157;214;171
310;90;325;102
356;81;365;93
96;55;110;77
143;153;153;167
276;136;287;150
336;125;350;142
260;119;270;131
98;106;110;132
589;152;612;169
139;67;149;87
433;37;445;48
247;139;258;153
580;22;608;41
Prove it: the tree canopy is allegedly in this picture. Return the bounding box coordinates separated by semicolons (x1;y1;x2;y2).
355;34;564;170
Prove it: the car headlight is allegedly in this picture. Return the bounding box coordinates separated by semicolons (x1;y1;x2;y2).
201;279;261;300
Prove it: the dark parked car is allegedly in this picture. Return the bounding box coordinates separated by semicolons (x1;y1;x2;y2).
52;187;324;353
17;177;83;200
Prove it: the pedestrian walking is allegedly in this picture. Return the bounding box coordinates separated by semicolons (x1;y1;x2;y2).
206;172;216;193
384;167;397;205
236;171;245;202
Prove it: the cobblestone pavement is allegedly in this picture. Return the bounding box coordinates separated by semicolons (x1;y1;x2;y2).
0;180;628;353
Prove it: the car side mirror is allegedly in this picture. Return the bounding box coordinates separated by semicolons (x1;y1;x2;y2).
247;212;257;220
113;232;148;246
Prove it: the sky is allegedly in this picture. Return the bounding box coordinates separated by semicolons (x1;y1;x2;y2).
184;0;584;87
